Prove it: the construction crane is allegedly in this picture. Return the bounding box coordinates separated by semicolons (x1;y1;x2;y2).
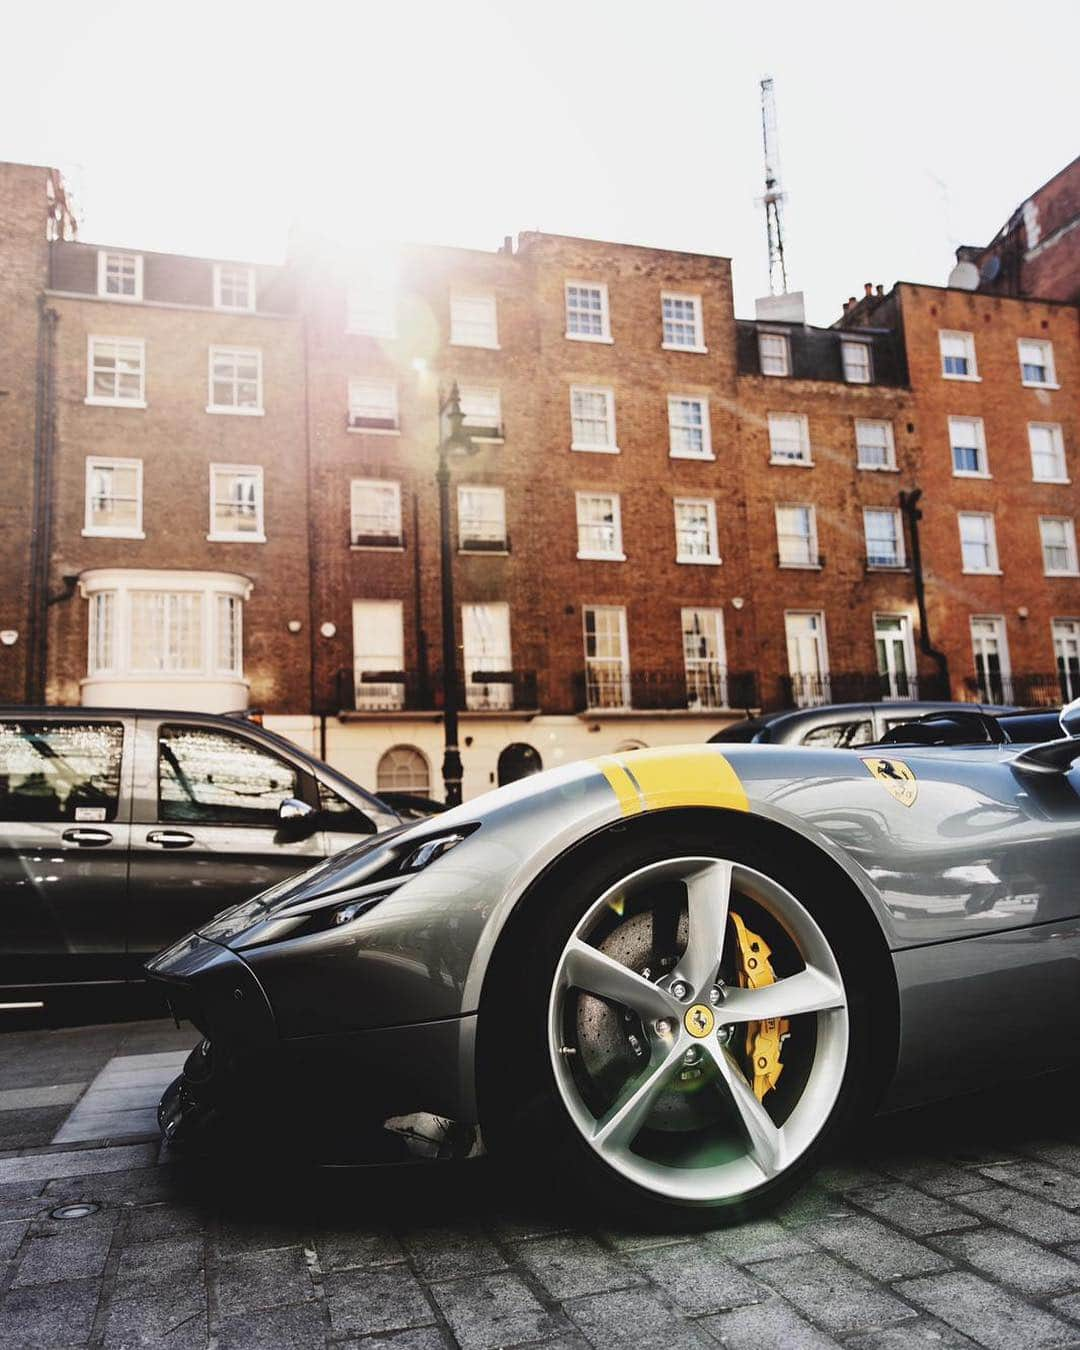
760;77;789;295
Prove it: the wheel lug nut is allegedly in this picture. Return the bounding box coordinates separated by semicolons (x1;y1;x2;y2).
683;1046;702;1066
716;1024;733;1046
654;1018;674;1036
709;984;725;1005
670;980;689;1000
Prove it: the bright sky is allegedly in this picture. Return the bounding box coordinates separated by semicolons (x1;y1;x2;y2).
5;1;1078;324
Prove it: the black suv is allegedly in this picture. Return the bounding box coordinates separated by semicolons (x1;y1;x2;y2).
0;707;401;1016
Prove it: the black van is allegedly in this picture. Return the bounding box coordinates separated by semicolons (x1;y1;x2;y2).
0;708;401;1017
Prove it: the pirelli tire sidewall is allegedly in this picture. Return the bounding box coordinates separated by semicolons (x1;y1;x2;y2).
481;814;876;1227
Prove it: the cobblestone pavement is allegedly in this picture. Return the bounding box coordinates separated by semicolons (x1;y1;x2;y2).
3;1019;1080;1348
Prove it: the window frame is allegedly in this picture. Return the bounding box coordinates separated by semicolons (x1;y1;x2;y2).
661;292;707;353
208;463;266;543
206;346;264;416
1040;516;1079;577
564;281;612;344
85;335;147;408
775;503;819;569
841;339;872;384
939;329;979;381
575;490;625;561
449;290;499;349
673;496;721;566
1018;337;1058;389
96;250;143;302
863;506;906;569
346;279;397;338
83;456;145;539
582;604;630;710
213;262;256;313
347;377;400;435
351;478;404;550
667;395;713;460
948;415;990;478
1029;422;1069;484
569;385;619;454
958;511;1000;575
768;411;812;466
457;484;507;552
854;418;896;472
458;385;503;441
758;331;791;377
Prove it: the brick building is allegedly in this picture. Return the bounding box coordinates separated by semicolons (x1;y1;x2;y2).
3;157;1080;799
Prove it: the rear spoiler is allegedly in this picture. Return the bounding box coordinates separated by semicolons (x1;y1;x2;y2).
1012;738;1080;776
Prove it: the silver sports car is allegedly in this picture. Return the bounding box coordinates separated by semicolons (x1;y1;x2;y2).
149;704;1080;1224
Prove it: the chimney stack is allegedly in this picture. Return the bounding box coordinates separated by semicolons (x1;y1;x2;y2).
876;284;884;297
864;282;874;298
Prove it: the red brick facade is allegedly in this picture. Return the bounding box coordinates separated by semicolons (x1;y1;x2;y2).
4;157;1080;796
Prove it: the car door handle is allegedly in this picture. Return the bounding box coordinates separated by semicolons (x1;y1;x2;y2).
146;829;196;849
61;827;114;847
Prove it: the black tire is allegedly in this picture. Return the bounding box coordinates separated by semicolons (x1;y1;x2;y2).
481;815;878;1229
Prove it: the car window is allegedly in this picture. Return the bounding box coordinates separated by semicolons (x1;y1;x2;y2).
0;721;124;823
158;725;299;826
799;720;874;748
317;779;376;835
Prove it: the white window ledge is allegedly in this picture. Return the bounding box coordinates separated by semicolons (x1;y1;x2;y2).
778;561;823;570
961;568;1003;576
1023;380;1061;390
952;470;992;480
466;435;505;445
350;544;405;553
769;456;814;468
1034;476;1071;485
571;443;621;454
459;548;509;556
670;451;716;462
857;464;900;473
676;555;722;566
760;370;791;378
577;551;627;562
347;426;401;437
206;405;265;417
866;564;909;572
207;532;267;543
661;343;709;355
214;304;257;315
84;397;147;410
565;332;614;344
942;373;982;382
449;340;501;351
1045;570;1080;578
82;528;145;540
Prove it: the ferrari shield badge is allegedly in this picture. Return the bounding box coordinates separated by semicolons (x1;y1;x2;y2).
861;757;918;807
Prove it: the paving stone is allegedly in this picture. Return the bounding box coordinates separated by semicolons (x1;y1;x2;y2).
847;1182;981;1235
431;1271;564;1350
815;1161;887;1192
805;1214;952;1280
565;1286;715;1349
0;1276;100;1347
13;1209;116;1285
490;1208;573;1243
124;1201;206;1242
0;1106;70;1148
313;1224;405;1271
1020;1140;1080;1175
602;1226;695;1252
846;1317;979;1348
877;1155;998;1197
700;1295;841;1349
217;1299;327;1348
630;1240;765;1315
898;1269;1078;1350
753;1252;918;1335
517;1232;642;1299
978;1160;1080;1210
707;1217;812;1264
957;1185;1080;1244
216;1216;304;1255
0;1083;85;1111
0;1180;49;1222
772;1185;847;1228
931;1226;1080;1298
400;1223;506;1279
115;1232;204;1289
217;1245;315;1315
336;1330;455;1350
1050;1290;1080;1321
0;1218;28;1260
325;1265;435;1337
42;1162;191;1208
103;1269;206;1348
0;1141;158;1185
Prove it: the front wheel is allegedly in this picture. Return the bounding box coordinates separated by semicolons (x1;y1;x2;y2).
493;830;872;1226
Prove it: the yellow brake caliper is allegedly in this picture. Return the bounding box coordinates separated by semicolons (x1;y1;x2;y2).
730;912;788;1102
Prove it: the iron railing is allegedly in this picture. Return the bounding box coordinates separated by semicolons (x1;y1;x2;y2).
963;671;1078;707
574;667;760;713
777;671;951;709
334;667;538;713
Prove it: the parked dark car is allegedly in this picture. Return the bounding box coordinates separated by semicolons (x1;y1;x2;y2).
709;700;1017;749
0;707;403;1018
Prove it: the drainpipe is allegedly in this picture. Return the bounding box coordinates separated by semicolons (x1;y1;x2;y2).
899;489;949;696
27;297;59;704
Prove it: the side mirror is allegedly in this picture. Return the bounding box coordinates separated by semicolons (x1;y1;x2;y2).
1060;697;1080;739
277;797;318;840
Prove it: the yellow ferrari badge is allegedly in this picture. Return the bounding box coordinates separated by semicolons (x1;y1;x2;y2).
861;757;918;807
684;1004;715;1038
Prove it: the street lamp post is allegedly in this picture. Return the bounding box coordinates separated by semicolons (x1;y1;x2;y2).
436;383;478;806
